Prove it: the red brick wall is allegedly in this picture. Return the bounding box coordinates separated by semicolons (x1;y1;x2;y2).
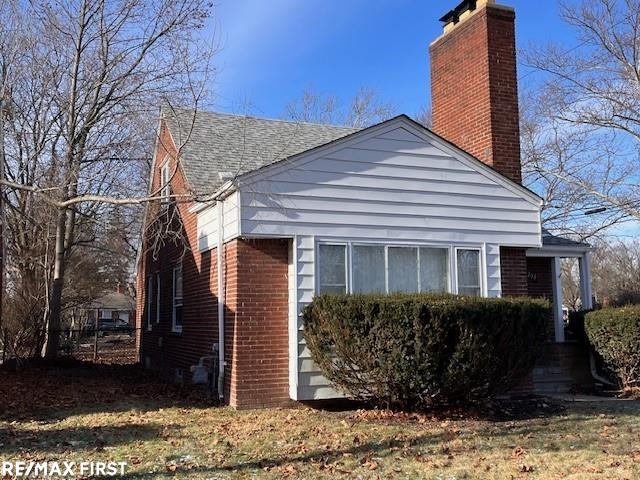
526;257;553;300
500;247;528;297
137;122;293;408
526;256;555;341
136;121;220;379
430;4;522;184
224;238;291;409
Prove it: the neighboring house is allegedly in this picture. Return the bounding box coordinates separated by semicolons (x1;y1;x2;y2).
136;0;594;408
85;287;136;331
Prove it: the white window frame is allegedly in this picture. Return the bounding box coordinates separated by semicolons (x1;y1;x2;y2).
316;241;484;296
155;273;161;324
146;275;153;331
172;264;183;333
160;161;170;206
453;247;485;297
316;242;349;294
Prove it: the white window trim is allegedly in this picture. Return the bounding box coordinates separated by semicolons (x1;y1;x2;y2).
172;265;183;333
146;275;153;331
453;246;485;296
160;161;170;207
316;241;485;296
155;273;161;324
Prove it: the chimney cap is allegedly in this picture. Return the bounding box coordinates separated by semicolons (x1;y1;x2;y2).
439;0;495;26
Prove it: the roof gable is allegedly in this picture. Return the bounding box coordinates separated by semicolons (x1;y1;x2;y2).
238;115;542;207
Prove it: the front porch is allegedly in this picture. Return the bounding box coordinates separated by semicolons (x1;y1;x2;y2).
525;230;594;393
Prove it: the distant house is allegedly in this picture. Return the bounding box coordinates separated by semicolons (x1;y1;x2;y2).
136;0;594;408
85;287;136;330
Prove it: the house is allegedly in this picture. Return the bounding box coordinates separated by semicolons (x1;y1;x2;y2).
136;0;594;408
84;286;136;331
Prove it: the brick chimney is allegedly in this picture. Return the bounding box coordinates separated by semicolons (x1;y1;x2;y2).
430;0;522;184
430;0;528;297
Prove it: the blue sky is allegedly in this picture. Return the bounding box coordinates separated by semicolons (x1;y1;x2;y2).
207;0;576;118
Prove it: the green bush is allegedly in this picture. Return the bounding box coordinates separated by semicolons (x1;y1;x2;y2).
585;306;640;391
303;293;550;409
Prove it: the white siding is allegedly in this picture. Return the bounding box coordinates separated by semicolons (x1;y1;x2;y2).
486;243;502;298
239;123;541;248
197;206;217;252
292;235;344;400
196;191;240;252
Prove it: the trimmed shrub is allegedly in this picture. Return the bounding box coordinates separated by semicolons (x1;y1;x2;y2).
303;293;550;409
585;306;640;391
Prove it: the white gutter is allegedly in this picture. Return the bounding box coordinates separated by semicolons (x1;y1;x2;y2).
216;198;225;399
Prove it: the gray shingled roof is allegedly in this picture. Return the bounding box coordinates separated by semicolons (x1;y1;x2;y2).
542;229;590;248
88;292;135;311
162;108;359;195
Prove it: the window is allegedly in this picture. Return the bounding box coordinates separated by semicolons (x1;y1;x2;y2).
172;265;183;332
318;244;347;294
155;273;161;324
420;247;449;293
456;249;481;296
352;245;385;293
388;247;419;293
160;162;170;205
318;243;457;295
146;276;153;331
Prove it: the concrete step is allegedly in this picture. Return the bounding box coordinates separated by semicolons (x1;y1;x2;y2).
533;342;595;395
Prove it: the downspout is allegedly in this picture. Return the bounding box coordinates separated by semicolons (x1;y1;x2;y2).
216;199;225;400
589;351;617;387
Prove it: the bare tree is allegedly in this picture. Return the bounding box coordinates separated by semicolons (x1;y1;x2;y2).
0;0;215;358
590;238;640;305
520;89;633;238
522;0;640;233
285;86;396;128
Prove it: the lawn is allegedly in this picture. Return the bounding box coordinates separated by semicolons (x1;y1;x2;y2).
1;363;639;479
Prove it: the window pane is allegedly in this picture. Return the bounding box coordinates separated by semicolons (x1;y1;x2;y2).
174;305;183;327
353;245;385;293
174;267;183;300
388;247;418;293
319;244;346;294
457;249;481;296
419;248;449;293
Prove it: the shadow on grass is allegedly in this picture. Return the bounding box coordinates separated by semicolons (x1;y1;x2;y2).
0;360;216;422
0;422;170;456
122;429;449;479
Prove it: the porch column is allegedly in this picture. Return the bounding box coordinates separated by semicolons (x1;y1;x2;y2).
551;256;565;343
578;252;593;310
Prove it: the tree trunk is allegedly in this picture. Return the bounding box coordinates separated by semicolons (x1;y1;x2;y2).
41;208;68;358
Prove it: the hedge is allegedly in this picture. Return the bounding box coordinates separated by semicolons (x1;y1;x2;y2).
303;293;550;409
585;306;640;391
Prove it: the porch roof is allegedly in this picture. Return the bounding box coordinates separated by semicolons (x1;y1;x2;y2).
527;229;591;257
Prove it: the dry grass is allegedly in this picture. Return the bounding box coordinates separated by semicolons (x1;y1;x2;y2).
1;363;640;479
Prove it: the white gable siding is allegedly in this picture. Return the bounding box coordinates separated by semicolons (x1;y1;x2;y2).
196;191;240;252
237;119;542;401
239;125;540;246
